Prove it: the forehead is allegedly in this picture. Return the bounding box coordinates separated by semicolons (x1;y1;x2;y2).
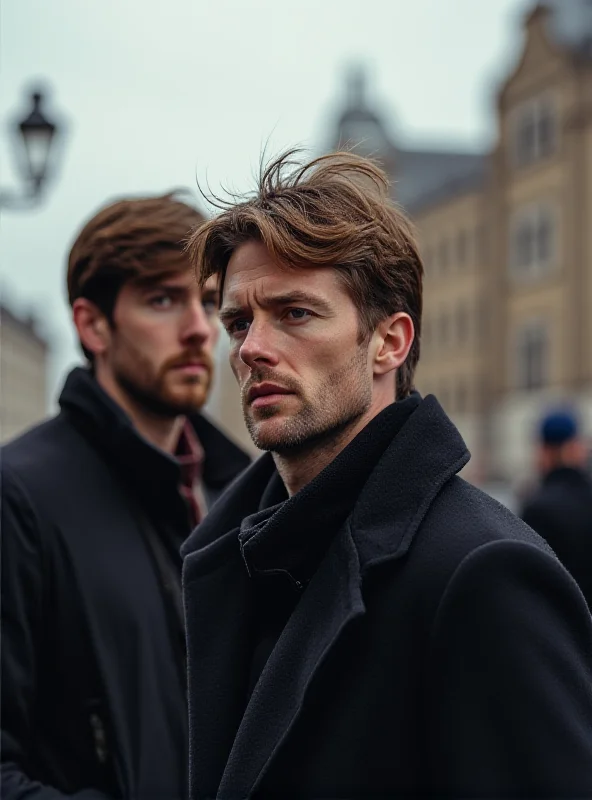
224;240;343;303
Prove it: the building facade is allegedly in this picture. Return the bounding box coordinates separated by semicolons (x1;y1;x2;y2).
329;0;592;492
487;0;592;486
0;303;49;443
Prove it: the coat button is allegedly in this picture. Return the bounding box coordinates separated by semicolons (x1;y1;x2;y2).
89;712;108;764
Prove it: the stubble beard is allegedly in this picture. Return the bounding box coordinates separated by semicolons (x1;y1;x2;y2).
111;337;210;418
243;347;372;455
116;368;208;418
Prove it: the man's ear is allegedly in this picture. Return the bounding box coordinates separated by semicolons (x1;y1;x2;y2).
372;312;414;376
72;298;112;358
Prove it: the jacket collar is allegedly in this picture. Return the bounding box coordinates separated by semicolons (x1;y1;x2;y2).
59;367;250;521
543;465;592;490
350;393;470;572
183;395;470;798
237;394;421;589
183;394;468;566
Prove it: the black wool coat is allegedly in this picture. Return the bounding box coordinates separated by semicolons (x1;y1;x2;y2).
1;367;250;800
522;466;592;611
182;396;592;799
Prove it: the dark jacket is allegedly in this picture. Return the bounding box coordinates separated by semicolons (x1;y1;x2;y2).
522;466;592;610
1;367;250;800
182;395;592;799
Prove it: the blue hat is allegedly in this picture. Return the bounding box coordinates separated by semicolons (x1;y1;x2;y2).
539;409;579;445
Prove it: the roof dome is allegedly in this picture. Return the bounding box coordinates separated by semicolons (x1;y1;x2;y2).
333;64;395;160
544;0;592;53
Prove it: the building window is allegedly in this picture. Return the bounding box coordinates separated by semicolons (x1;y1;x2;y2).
439;310;450;345
456;302;469;344
513;95;558;167
517;321;549;391
456;380;468;414
456;230;468;268
438;239;450;273
475;223;486;265
509;203;556;280
477;297;489;346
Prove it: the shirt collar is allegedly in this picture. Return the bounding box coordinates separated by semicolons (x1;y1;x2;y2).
176;419;205;491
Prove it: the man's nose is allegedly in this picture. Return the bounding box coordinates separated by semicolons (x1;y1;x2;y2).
238;321;279;369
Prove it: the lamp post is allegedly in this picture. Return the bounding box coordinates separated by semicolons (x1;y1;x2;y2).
0;87;62;211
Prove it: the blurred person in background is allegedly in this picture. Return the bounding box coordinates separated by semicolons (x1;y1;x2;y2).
1;194;250;800
182;150;592;799
521;408;592;610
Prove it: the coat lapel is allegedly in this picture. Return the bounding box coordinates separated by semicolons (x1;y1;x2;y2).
217;521;365;799
184;530;255;796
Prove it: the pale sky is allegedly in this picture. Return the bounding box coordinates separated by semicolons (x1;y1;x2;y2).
1;0;532;406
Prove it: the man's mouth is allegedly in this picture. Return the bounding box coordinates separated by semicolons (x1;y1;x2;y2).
247;382;294;408
172;360;209;376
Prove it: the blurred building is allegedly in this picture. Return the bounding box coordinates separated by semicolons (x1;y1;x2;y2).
328;0;592;490
0;303;49;443
206;336;260;456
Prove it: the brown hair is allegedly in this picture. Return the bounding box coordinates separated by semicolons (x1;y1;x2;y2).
187;150;423;397
68;192;205;318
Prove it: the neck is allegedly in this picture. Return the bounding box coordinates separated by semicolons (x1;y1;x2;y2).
95;368;185;454
273;396;392;497
126;407;186;454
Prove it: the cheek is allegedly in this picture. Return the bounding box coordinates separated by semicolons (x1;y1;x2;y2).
120;320;175;364
145;318;182;346
296;332;352;374
134;327;169;356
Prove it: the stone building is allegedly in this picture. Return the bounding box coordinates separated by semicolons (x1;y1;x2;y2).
0;302;49;443
328;0;592;491
206;336;259;456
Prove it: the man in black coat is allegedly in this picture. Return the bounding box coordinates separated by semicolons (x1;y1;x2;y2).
182;150;592;798
521;409;592;610
1;194;250;800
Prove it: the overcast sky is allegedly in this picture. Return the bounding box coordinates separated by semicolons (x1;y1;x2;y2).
1;0;532;406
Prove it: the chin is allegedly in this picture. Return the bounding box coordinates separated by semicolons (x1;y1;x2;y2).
166;377;209;408
247;416;299;452
164;388;207;414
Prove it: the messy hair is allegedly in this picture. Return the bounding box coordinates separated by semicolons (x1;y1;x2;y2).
68;192;205;315
67;192;205;361
187;150;423;398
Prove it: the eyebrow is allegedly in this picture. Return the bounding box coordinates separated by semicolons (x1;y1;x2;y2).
219;291;334;324
137;280;219;299
136;279;186;293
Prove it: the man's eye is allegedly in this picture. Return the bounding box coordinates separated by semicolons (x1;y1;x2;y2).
286;308;311;321
202;299;218;316
150;294;173;309
227;318;251;336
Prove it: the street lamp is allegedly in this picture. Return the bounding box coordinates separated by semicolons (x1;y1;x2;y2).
1;87;62;211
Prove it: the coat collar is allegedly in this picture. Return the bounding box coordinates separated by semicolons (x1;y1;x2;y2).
350;393;470;572
542;465;592;491
237;395;421;590
183;395;468;566
60;367;250;523
183;395;469;798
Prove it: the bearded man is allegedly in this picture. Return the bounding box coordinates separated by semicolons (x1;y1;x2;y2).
1;193;250;800
182;152;592;799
